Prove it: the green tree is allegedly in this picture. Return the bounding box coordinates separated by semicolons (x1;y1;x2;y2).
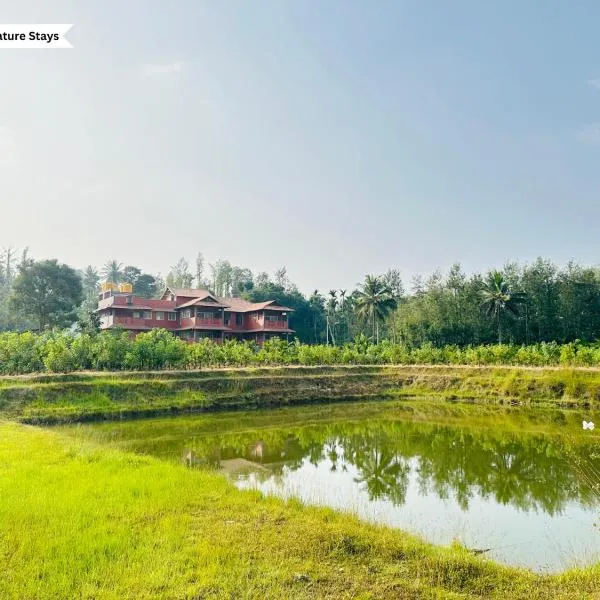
11;260;83;330
122;265;142;286
135;274;157;298
480;271;526;344
81;266;100;297
355;275;397;343
102;260;123;284
77;265;101;335
166;258;194;289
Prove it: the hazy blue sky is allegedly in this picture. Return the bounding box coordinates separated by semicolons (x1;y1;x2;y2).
1;1;600;292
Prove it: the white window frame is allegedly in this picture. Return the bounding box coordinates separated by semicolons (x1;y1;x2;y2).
155;311;164;321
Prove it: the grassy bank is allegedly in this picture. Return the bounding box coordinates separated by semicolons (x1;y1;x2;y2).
1;421;598;599
3;364;600;423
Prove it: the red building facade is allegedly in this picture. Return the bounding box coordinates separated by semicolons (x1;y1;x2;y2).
97;286;294;344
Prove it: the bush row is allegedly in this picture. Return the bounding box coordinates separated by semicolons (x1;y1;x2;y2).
1;329;600;374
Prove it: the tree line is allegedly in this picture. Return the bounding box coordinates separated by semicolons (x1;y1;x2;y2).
4;248;600;347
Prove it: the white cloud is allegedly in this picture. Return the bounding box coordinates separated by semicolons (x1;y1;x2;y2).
141;61;184;77
576;122;600;145
0;126;18;167
587;78;600;90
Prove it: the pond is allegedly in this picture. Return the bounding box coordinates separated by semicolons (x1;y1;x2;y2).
59;399;600;572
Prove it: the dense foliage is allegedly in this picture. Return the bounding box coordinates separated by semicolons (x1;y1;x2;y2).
11;259;83;330
5;329;600;374
6;247;600;348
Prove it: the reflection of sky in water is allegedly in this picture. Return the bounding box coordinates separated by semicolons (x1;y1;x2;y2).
236;452;600;572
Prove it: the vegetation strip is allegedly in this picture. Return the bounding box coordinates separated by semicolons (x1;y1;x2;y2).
3;365;600;424
6;329;600;375
1;421;598;599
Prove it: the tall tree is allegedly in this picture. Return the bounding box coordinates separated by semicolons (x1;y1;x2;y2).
11;259;83;330
209;260;233;296
82;265;100;298
102;260;123;284
355;275;397;343
195;252;206;288
326;290;338;345
166;258;194;289
274;266;289;289
231;267;253;296
122;265;142;286
135;274;157;298
480;271;526;344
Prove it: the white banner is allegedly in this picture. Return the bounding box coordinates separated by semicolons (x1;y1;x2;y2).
0;24;73;49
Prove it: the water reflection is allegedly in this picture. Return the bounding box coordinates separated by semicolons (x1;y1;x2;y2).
62;402;600;570
178;421;600;517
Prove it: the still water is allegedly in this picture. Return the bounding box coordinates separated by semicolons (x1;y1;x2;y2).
60;400;600;572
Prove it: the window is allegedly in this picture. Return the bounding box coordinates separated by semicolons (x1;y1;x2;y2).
182;309;192;319
197;330;218;339
142;311;152;320
155;311;164;320
236;313;244;326
133;311;141;319
168;312;177;321
224;314;231;326
197;311;217;319
265;314;287;322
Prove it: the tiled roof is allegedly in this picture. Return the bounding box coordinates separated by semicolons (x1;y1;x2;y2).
166;288;212;299
108;304;154;311
177;298;229;309
97;295;178;312
216;297;295;313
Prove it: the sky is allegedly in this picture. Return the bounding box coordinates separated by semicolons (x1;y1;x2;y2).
1;1;600;293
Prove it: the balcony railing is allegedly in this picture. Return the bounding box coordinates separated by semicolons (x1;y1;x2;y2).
196;318;223;326
263;320;288;329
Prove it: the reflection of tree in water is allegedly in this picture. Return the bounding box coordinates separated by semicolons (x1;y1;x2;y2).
412;429;587;514
161;417;600;515
351;441;410;506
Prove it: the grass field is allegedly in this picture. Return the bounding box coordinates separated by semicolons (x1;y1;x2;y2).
2;421;600;599
3;364;600;423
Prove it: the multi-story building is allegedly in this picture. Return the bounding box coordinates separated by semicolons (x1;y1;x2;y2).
96;284;294;344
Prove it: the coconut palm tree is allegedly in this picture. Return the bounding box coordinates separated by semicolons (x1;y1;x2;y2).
354;275;397;343
102;260;124;284
82;265;100;296
339;289;348;343
480;270;526;344
326;290;338;345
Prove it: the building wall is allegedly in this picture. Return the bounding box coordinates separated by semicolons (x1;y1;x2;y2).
98;292;292;343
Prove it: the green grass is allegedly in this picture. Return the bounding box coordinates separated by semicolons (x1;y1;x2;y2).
4;365;600;424
1;422;599;599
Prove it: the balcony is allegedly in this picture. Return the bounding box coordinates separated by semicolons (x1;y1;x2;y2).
180;317;224;329
264;320;288;329
196;318;223;327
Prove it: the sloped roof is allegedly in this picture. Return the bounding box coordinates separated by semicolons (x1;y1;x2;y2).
159;287;294;313
163;288;213;299
216;297;294;313
97;295;177;312
177;297;229;309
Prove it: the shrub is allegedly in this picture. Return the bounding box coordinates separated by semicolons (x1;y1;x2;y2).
2;329;600;373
